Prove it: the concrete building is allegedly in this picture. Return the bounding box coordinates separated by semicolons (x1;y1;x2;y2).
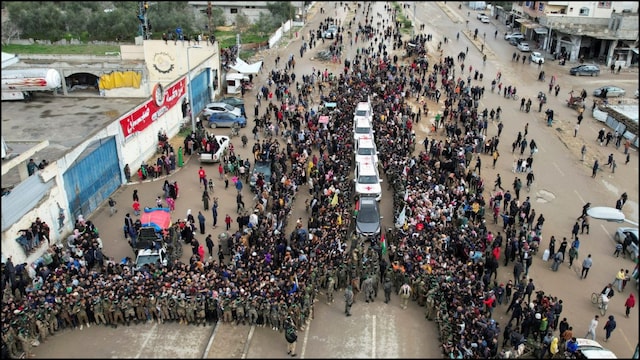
508;1;638;67
188;1;306;25
1;40;221;264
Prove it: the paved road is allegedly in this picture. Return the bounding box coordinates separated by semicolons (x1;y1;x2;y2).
32;1;638;358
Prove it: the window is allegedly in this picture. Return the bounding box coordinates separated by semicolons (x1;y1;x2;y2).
230;8;238;14
579;7;589;16
598;2;611;8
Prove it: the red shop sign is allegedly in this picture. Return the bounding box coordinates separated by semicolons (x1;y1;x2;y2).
120;78;186;139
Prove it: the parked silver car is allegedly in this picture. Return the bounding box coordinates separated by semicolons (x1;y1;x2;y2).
593;86;626;98
614;227;638;261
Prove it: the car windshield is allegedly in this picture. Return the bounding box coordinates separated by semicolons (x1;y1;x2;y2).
137;254;160;267
355;109;369;116
355;127;371;134
358;147;375;155
358;175;378;184
358;206;379;222
223;104;235;111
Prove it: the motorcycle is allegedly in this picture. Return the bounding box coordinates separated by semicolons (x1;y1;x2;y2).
230;123;240;138
567;95;585;111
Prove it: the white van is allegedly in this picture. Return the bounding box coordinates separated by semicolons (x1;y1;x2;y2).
355;136;378;165
354;100;373;119
353;116;374;141
354;156;382;201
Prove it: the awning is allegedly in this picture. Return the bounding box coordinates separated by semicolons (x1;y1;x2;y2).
229;58;263;74
534;27;548;35
632;48;639;55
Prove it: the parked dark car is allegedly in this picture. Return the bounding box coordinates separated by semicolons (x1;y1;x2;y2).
570;64;600;76
355;196;382;237
219;97;246;116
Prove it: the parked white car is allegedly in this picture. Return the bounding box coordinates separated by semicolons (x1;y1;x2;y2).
530;51;544;64
504;32;524;41
201;102;242;118
517;42;531;52
198;135;230;163
480;15;490;23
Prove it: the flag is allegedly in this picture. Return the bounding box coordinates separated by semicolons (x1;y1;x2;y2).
380;232;387;255
395;205;406;229
353;199;360;216
330;192;339;207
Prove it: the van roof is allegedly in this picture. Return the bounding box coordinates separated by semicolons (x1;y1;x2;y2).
357;158;378;174
354;116;372;126
356;102;371;110
357;137;375;147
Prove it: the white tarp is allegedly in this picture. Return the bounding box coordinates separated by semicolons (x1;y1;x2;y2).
230;58;263;74
2;52;19;69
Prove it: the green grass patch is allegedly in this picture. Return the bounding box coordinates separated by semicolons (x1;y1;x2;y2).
2;44;120;56
392;2;413;34
214;30;269;49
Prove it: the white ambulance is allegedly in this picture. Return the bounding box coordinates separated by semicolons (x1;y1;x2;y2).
354;156;382;201
354;136;378;165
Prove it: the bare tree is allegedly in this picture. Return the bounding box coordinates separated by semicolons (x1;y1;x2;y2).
1;20;21;45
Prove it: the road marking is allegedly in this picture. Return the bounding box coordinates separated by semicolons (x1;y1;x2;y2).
203;322;220;358
301;316;311;358
372;314;377;358
241;325;255;359
617;327;635;355
135;323;157;358
574;190;586;205
553;162;565;176
600;224;618;246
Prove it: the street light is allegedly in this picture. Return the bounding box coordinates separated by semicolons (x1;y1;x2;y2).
187;45;202;132
587;206;639;226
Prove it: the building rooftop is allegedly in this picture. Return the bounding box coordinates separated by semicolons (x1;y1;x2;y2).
1;94;144;189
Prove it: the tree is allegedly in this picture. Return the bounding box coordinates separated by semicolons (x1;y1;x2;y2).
1;20;21;45
266;2;295;24
234;13;250;32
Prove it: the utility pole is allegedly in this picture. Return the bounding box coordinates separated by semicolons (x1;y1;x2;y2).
207;1;213;38
137;1;151;40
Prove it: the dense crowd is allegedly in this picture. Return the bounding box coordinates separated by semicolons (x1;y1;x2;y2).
2;3;617;360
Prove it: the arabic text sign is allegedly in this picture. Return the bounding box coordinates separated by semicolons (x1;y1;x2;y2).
120;78;186;138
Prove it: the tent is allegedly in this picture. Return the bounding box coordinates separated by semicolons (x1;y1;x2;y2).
140;207;172;232
230;57;263;74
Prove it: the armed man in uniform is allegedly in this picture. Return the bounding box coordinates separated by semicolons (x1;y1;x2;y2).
35;312;48;344
185;296;196;325
134;295;146;323
2;322;20;358
147;294;158;323
46;303;58;335
168;294;178;321
112;298;124;328
247;297;259;325
158;293;169;324
235;296;246;325
344;285;354;316
124;296;136;326
260;298;271;328
278;300;288;333
92;296;106;326
196;296;206;326
176;295;188;325
103;296;115;328
326;275;336;304
222;297;233;323
383;276;393;304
